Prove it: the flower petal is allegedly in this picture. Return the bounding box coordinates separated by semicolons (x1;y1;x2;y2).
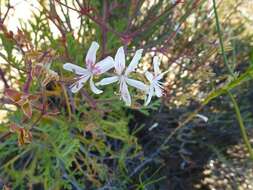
86;41;99;68
145;71;153;82
63;63;88;75
120;80;131;106
89;77;103;94
96;76;119;86
126;78;147;91
114;47;125;75
144;86;154;106
125;49;143;75
94;56;114;75
70;75;90;93
153;56;161;76
156;70;169;81
154;84;163;97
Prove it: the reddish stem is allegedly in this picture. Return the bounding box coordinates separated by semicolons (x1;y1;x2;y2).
101;0;108;57
81;89;97;109
0;68;9;88
127;1;180;38
54;0;121;37
1;3;13;24
22;60;33;93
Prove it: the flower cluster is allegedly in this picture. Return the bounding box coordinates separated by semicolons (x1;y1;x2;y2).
63;41;167;106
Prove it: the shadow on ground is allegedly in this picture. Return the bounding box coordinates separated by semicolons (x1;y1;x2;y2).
130;101;253;190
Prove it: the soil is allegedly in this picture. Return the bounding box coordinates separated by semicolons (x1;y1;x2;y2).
130;105;253;190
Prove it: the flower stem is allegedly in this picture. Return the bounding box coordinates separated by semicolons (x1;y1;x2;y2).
212;0;235;77
227;91;253;160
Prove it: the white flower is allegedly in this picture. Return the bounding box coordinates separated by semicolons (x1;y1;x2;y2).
63;41;114;94
144;56;167;106
96;47;147;106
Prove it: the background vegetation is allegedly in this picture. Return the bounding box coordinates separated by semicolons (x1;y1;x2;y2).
0;0;253;189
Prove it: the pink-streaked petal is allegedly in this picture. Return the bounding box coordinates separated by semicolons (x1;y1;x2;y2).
114;47;125;75
125;49;143;76
63;63;88;75
154;84;163;97
86;41;99;68
70;75;90;93
126;78;147;91
89;77;103;94
94;56;114;75
153;56;161;76
145;71;154;82
144;86;154;106
120;80;131;106
96;76;119;86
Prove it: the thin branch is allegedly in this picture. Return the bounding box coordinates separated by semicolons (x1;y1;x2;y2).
0;68;9;88
227;91;253;160
127;1;180;38
54;0;121;37
101;0;108;57
1;2;13;24
81;89;97;109
212;0;235;77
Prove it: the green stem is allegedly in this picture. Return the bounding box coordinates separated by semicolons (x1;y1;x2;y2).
227;91;253;160
212;0;235;77
213;0;253;160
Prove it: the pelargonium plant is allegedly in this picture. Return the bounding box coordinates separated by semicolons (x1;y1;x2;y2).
3;0;250;189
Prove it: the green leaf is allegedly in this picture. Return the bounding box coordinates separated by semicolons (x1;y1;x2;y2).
203;66;253;105
0;33;15;59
